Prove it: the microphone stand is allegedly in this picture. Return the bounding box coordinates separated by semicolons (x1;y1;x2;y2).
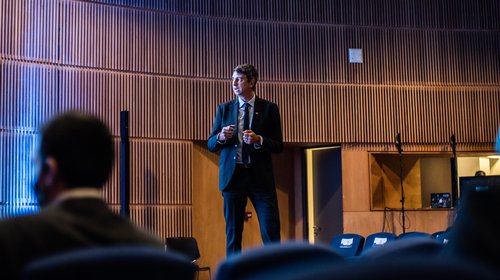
395;132;406;234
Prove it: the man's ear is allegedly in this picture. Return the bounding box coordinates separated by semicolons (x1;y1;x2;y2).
39;157;59;189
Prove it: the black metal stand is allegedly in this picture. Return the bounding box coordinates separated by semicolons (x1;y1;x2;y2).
120;111;130;218
395;132;406;234
450;134;458;208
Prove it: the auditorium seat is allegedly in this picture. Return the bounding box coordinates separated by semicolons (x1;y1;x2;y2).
282;256;499;280
214;241;344;280
22;246;196;280
432;230;451;245
165;237;211;280
363;232;397;253
397;231;432;239
360;236;443;260
330;233;365;258
431;230;446;238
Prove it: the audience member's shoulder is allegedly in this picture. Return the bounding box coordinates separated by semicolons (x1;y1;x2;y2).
0;213;41;229
131;228;164;248
0;214;46;246
0;213;61;238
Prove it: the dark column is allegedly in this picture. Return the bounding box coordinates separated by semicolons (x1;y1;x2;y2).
120;111;130;218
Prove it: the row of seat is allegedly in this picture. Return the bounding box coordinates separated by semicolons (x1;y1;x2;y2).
329;230;450;258
214;240;498;280
22;232;497;280
21;237;210;280
164;233;453;277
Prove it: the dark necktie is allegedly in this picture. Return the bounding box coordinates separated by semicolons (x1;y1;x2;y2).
242;103;250;164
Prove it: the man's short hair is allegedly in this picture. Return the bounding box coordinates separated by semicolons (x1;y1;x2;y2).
233;64;258;91
475;170;486;177
40;111;114;188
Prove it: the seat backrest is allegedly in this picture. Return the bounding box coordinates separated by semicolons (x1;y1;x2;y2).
165;237;201;262
330;233;365;257
432;230;450;245
215;241;344;280
363;232;396;252
360;236;443;260
431;230;445;239
397;231;432;239
22;245;196;280
440;186;500;270
283;256;499;280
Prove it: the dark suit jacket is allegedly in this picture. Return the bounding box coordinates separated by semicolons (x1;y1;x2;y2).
208;96;283;191
0;198;163;279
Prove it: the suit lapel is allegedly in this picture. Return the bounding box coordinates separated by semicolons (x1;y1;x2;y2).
231;99;239;134
252;96;262;130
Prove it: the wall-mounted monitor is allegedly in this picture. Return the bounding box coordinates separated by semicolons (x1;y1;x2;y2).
458;175;500;199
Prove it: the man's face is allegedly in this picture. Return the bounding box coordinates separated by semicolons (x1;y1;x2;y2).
33;152;47;206
32;149;59;207
232;72;254;98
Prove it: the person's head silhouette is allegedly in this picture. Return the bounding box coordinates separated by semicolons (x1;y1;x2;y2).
474;170;486;177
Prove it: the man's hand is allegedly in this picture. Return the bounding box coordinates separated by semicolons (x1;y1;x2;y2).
219;125;235;141
243;130;261;144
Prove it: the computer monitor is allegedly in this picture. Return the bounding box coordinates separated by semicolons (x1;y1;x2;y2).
458;175;500;199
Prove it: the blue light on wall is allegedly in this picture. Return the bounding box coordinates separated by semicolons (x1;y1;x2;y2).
496;128;500;154
0;132;40;219
0;65;53;219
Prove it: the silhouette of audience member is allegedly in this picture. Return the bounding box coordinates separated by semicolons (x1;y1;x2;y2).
441;176;500;271
0;111;163;279
474;170;486;177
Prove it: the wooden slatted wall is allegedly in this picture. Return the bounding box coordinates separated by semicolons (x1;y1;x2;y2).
1;0;499;238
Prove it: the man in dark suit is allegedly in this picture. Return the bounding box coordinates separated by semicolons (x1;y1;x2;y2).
208;64;283;255
0;111;163;279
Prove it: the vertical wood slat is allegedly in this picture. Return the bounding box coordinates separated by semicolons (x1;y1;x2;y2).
6;1;498;91
2;59;499;145
102;139;192;239
74;0;498;31
0;60;58;131
0;131;39;217
107;205;192;238
130;206;192;238
128;140;192;205
0;0;59;62
52;0;500;85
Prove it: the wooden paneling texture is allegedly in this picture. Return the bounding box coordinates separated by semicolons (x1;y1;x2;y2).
1;0;499;262
0;131;39;216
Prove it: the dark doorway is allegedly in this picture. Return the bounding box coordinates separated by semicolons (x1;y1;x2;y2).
305;146;343;245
